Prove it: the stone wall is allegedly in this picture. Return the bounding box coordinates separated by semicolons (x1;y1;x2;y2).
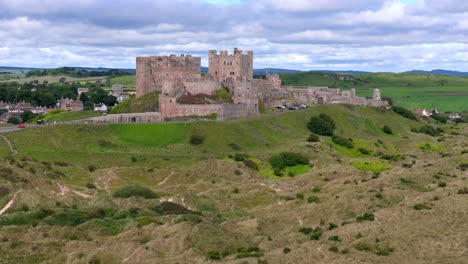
183;80;221;95
254;74;282;90
208;48;253;83
136;55;201;97
65;112;162;124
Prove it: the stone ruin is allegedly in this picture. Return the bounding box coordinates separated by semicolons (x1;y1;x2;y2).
136;48;387;122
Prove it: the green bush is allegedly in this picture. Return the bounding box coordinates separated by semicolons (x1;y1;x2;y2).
413;203;432;210
417;125;441;136
354;243;373;251
243;159;259;171
329;246;339;253
310;230;323;240
7;117;20;125
332;135;354;149
87;165;97;172
269;152;309;170
328;235;341;242
382;125;393;134
307;133;320;142
153;201;196;215
233;153;249;161
307;113;336;136
391;106;417;120
457;187;468;194
457;163;468;171
356;212;375;222
328;223;338;230
299;227;312;235
85;183;96;189
438;181;446;188
189;134;205;145
307;196;320;203
228;143;242;150
113;185;159;199
283;247;291;254
358;148;370;155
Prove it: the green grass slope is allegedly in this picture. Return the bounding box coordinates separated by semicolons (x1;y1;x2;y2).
0;105;467;263
110;91;159;114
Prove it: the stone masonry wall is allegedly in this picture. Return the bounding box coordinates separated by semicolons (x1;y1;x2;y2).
183;80;221;95
65;112;162;124
136;55;201;97
208;48;253;83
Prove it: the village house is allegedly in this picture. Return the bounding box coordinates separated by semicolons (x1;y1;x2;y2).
77;87;89;96
415;109;431;117
109;85;130;103
449;113;461;120
93;103;108;113
56;98;83;111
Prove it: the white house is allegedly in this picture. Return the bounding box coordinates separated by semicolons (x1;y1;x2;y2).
93;103;108;113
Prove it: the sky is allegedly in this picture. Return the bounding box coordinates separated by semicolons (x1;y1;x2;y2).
0;0;468;72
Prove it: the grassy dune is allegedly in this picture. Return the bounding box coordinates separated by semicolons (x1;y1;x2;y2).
0;105;467;263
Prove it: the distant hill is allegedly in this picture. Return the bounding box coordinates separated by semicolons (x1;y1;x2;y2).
404;69;468;77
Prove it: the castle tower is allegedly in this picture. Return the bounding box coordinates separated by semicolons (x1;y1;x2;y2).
136;55;201;97
373;89;381;101
208;48;253;83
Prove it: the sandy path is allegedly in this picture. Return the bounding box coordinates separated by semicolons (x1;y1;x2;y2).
0;191;20;215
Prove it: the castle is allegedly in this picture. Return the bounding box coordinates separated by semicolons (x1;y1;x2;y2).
136;49;386;121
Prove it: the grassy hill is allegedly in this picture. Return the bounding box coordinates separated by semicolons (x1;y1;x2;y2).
110;75;136;90
110;91;159;114
280;72;468;112
0;105;466;263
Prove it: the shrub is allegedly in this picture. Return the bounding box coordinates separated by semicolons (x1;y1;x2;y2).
233;153;249;161
189;134;205;145
356;212;375;222
328;235;341;242
113;185;159;199
358;148;370;155
329;246;339;253
391;106;417;120
312;187;321;193
228;143;241;150
431;114;448;124
307;113;336;136
310;230;323;240
283;247;291;254
457;163;468;171
328;223;338;230
382;125;393;134
233;187;240;194
417;125;441;137
87;165;97;172
7;117;20;125
153;201;196;215
457;187;468;194
438;181;446;188
307;133;320;142
299;227;312;234
269;152;309;170
307;196;320;203
243;159;258;170
354;243;373;252
413;203;432;210
332;135;354;149
85;183;96;189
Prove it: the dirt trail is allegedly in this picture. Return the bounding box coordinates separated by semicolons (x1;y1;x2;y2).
158;171;174;186
0;135;17;156
95;169;119;194
0;191;20;215
58;183;91;198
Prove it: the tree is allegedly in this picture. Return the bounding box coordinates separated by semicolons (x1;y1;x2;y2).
307;113;336;136
20;111;35;123
59;77;66;83
7;117;20;125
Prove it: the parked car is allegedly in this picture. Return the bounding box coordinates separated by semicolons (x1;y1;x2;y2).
276;105;286;109
36;119;45;125
17;124;25;128
288;106;298;110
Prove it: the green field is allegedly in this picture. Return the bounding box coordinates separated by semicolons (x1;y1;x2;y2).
41;111;102;123
110;75;136;90
280;72;468;111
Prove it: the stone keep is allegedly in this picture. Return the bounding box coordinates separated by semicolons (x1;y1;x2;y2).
136;54;201;97
373;89;381;101
208;48;253;82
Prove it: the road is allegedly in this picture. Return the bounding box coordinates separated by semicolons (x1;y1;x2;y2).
0;124;37;133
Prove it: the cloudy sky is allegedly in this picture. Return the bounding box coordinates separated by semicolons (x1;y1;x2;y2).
0;0;467;71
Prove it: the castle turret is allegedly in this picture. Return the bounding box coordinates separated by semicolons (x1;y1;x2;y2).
208;48;253;83
373;89;381;101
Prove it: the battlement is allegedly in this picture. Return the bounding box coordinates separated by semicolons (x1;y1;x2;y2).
208;48;253;82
